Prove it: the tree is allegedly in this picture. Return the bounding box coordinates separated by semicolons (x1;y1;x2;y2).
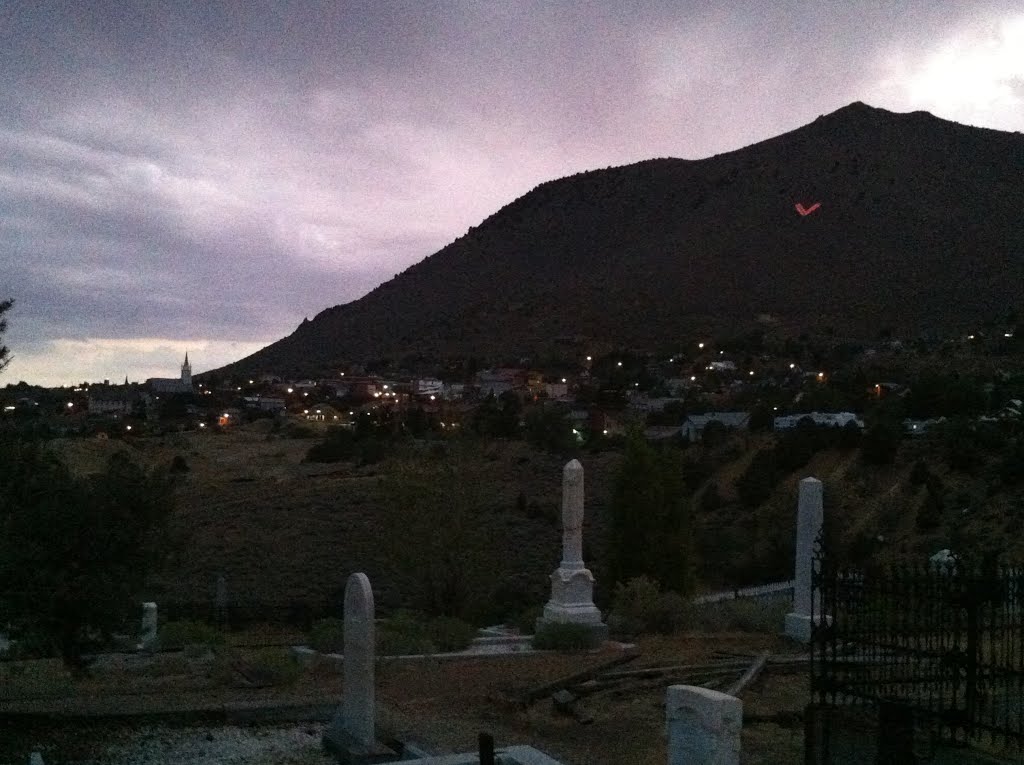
0;298;12;374
0;443;175;670
606;432;695;595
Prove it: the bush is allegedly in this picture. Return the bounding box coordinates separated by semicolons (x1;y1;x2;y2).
909;459;931;487
304;429;358;463
511;605;543;635
425;616;477;652
377;611;434;656
699;482;723;512
860;421;901;465
159;619;225;652
691;598;788;633
532;622;600;651
607;576;691;636
307;618;345;653
169;455;190;473
247;648;302;686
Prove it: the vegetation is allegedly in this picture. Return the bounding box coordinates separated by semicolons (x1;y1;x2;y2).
307;617;345;653
606;433;695;595
607;576;690;636
0;441;175;670
158;619;225;653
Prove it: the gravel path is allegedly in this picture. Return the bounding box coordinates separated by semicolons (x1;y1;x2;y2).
61;723;334;765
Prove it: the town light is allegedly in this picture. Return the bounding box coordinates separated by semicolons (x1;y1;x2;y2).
698;342;705;349
429;395;435;400
617;361;622;367
287;388;294;393
690;376;696;381
789;363;795;369
749;370;754;376
126;425;132;431
249;380;254;384
586;356;592;361
66;402;73;408
199;423;206;428
561;378;567;383
223;413;230;418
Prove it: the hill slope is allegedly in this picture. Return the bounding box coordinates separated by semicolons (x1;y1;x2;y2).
218;102;1024;375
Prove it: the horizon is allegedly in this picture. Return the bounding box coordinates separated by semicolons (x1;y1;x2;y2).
2;3;1023;387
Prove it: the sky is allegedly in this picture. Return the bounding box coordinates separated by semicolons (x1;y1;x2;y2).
2;1;1023;387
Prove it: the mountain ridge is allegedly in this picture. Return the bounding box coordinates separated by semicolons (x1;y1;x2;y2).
213;102;1024;376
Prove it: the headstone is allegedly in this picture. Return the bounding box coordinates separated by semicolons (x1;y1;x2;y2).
323;573;394;763
139;602;158;651
29;752;45;765
535;460;607;639
666;685;742;765
785;477;824;642
214;573;229;628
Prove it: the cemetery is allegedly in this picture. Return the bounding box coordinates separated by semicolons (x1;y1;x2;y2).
2;459;1021;764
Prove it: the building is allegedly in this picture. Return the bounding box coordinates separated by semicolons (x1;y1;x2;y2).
774;412;864;430
148;353;194;394
681;412;751;441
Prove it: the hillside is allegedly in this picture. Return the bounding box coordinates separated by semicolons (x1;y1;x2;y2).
214;101;1024;376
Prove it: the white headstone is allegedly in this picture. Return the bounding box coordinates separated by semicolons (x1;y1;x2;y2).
342;572;375;747
785;477;824;642
536;460;606;638
140;602;158;650
666;685;742;765
324;572;394;761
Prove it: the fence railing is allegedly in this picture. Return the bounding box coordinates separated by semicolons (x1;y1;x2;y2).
811;555;1024;753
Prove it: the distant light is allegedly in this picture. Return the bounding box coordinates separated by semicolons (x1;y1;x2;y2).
690;376;696;381
429;395;435;401
602;429;608;435
3;405;15;412
340;372;345;376
968;334;975;340
719;350;724;355
66;402;74;408
773;406;778;411
349;411;354;415
199;423;206;428
315;409;321;414
287;388;294;393
304;409;309;414
634;382;639;386
126;425;132;431
303;392;308;396
698;342;705;349
561;378;566;383
669;358;674;363
236;387;241;391
789;363;795;369
1006;333;1014;338
617;362;622;367
586;356;592;361
223;413;230;418
749;371;754;376
817;372;825;379
248;380;254;384
333;415;338;419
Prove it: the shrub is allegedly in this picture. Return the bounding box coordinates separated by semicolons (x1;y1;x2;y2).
699;482;723;512
860;422;901;465
307;618;345;653
692;598;788;633
247;648;302;686
532;622;600;651
909;459;931;486
607;576;691;636
425;616;476;652
377;611;434;656
159;619;225;652
169;455;190;473
511;605;543;635
304;429;358;463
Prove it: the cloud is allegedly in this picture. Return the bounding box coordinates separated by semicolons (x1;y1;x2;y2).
4;336;271;388
1;2;1023;385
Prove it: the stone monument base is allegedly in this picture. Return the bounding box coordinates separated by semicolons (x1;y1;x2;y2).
535;566;607;641
322;726;396;764
785;612;831;643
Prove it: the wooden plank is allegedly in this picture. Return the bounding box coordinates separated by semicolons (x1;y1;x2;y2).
726;651;769;697
520;651;640;704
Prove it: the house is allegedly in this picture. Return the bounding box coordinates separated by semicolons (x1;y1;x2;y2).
681;412;751;441
414;378;444;397
88;387;145;417
708;360;736;372
774;412;864;430
242;396;286;414
903;417;946;435
305;404;342;422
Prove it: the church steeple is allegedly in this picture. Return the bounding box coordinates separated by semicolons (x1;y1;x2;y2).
180;352;192;387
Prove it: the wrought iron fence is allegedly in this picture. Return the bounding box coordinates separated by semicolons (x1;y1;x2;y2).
810;546;1024;758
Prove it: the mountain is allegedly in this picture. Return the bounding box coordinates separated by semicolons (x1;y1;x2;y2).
217;102;1024;376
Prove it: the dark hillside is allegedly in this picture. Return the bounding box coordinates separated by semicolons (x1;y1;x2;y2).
216;102;1024;376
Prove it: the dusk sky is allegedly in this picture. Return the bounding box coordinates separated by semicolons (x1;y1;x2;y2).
2;2;1023;386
